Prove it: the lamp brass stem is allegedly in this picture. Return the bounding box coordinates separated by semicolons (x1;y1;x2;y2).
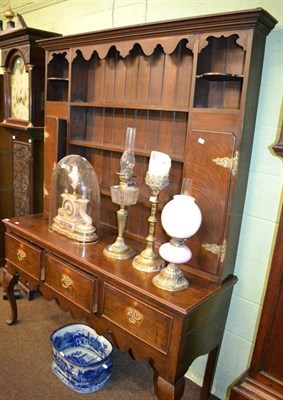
104;172;139;260
132;189;165;272
103;205;135;260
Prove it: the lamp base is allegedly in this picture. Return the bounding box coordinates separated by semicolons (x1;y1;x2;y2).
103;237;135;260
132;252;165;273
152;263;189;291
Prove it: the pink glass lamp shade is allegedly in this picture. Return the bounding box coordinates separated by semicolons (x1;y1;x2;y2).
152;195;202;291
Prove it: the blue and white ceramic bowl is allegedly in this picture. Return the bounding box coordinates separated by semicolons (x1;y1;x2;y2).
51;323;113;394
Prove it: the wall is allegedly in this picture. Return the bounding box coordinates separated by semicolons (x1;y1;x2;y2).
1;1;282;399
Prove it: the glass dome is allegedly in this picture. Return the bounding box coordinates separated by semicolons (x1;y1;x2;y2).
49;155;100;244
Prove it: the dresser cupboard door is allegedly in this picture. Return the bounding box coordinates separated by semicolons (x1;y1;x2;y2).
184;129;237;281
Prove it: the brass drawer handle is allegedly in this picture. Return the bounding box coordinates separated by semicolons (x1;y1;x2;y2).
127;308;143;325
61;275;73;289
17;249;26;261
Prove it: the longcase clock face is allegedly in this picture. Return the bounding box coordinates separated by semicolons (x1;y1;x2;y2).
10;56;29;120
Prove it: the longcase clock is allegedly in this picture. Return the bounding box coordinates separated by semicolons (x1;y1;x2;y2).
229;124;283;399
0;9;60;216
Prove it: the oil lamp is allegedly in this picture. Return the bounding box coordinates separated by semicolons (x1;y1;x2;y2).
153;179;202;291
133;151;171;272
103;127;140;259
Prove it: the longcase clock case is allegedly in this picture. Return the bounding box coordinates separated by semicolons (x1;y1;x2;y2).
0;14;60;216
229;125;283;400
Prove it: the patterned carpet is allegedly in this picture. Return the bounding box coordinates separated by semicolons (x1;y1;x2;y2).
0;286;219;400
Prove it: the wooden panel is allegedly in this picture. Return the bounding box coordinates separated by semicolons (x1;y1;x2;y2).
230;377;283;400
44;116;67;214
45;101;69;119
70;51;88;102
0;75;14;265
13;140;32;216
230;135;283;400
164;39;193;109
102;283;172;353
124;46;139;104
184;129;236;278
192;109;239;134
250;206;283;393
5;233;41;279
136;46;150;104
94;55;105;102
44;253;98;313
262;275;283;380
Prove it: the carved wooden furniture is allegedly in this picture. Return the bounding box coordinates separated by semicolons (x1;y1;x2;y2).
0;12;60;216
0;76;13;268
229;125;283;400
2;9;277;400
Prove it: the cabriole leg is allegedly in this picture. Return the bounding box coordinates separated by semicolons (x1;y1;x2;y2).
3;270;20;325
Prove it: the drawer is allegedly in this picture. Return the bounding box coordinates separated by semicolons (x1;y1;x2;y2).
5;233;41;279
44;253;98;313
102;283;172;353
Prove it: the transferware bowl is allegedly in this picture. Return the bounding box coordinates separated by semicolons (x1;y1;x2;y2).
51;323;113;393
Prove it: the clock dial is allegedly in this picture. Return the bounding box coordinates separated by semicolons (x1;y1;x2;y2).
10;56;29;120
63;198;75;217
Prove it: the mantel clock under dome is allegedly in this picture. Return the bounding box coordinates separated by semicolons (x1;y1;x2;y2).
49;155;101;244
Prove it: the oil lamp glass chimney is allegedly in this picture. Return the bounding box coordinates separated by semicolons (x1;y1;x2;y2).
120;127;136;177
103;127;140;260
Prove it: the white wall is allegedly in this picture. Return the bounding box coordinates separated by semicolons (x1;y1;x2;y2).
1;1;282;399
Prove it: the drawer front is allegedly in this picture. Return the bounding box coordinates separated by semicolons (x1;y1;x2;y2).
44;254;97;313
102;283;172;353
5;233;41;279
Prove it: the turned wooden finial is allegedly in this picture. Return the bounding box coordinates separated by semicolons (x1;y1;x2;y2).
4;5;16;20
0;6;27;33
4;5;16;28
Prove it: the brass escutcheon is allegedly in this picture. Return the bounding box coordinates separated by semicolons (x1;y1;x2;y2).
17;249;26;261
127;308;143;325
61;275;73;289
